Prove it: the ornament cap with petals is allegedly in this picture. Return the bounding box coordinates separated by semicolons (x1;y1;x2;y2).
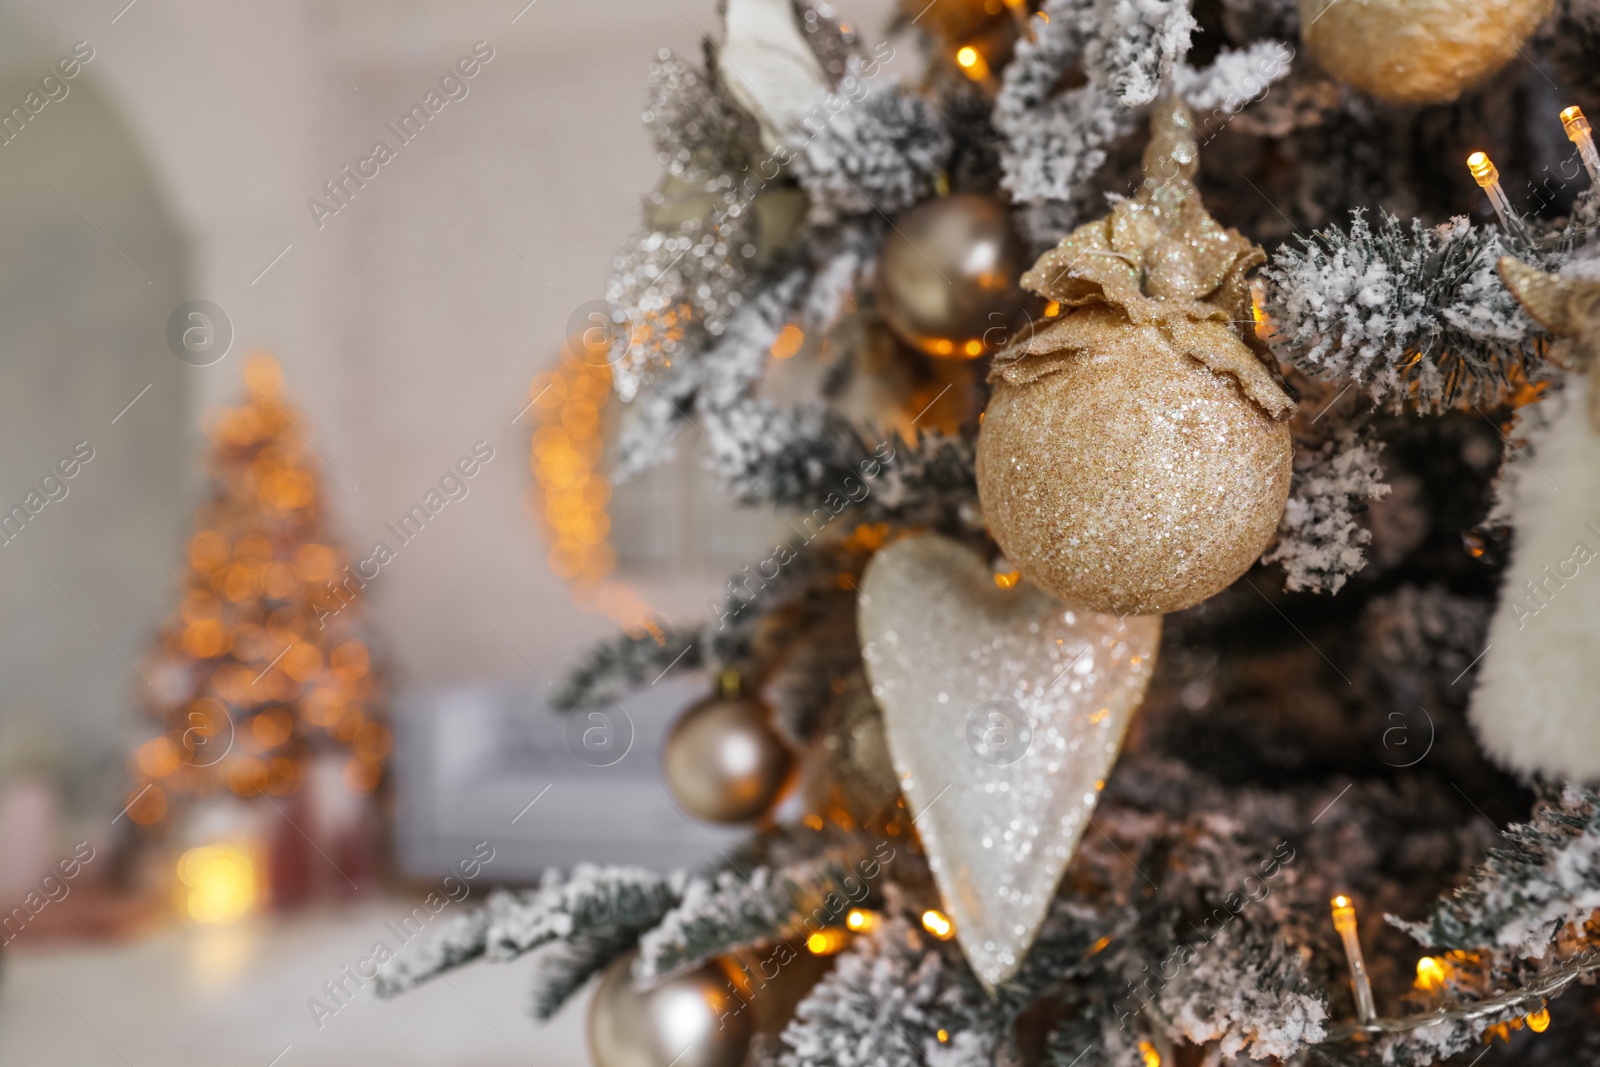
996;99;1294;422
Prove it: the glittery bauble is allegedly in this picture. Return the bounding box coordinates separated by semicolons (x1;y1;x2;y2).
588;950;752;1067
876;194;1029;359
979;338;1294;615
977;99;1294;616
664;695;794;823
857;534;1160;989
1298;0;1552;105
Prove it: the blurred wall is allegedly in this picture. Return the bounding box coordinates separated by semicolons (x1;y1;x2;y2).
0;24;189;815
0;0;893;823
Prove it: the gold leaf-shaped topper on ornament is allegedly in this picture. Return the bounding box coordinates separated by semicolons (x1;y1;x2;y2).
1499;254;1600;429
996;100;1294;421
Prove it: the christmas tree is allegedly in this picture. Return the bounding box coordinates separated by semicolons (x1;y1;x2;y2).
379;1;1600;1063
128;355;388;831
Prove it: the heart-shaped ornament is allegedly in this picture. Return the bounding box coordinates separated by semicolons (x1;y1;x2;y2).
858;534;1161;989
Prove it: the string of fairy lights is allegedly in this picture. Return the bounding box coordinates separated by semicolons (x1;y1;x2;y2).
525;335;663;641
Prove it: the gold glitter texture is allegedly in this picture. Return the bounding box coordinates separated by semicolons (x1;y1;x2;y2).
976;100;1293;616
858;533;1160;989
1298;0;1552;106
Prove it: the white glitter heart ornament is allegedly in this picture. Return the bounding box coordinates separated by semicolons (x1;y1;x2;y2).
857;534;1161;989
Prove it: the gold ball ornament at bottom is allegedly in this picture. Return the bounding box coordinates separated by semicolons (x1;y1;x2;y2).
1298;0;1553;105
978;339;1292;616
664;695;793;823
588;951;752;1067
876;194;1029;359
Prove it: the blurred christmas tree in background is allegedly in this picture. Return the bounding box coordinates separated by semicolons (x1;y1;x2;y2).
126;354;388;914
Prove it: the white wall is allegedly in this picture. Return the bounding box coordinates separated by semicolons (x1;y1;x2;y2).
0;0;894;817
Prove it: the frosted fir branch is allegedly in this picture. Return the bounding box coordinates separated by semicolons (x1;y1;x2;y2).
529;928;645;1021
611;267;810;480
551;628;702;711
637;858;878;981
794;82;952;225
700;401;976;522
1263;424;1390;594
1391;786;1600;959
370;906;492;999
1155;920;1329;1059
375;866;684;1000
1174;40;1294;116
778;911;969;1067
1084;0;1196;108
483;864;684;958
1261;211;1539;412
994;0;1135;206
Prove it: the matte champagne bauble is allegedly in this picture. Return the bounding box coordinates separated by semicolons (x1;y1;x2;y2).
588;951;752;1067
876;194;1028;359
664;694;793;823
977;100;1294;616
1298;0;1552;105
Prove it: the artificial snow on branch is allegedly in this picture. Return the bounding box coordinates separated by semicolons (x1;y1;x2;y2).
551;629;702;712
1264;423;1390;594
1393;786;1600;959
637;857;880;981
1261;210;1539;412
794;81;952;224
374;865;685;1005
777;909;971;1067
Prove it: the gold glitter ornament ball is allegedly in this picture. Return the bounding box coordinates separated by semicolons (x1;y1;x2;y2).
976;100;1295;617
663;689;793;824
1298;0;1553;105
876;194;1029;359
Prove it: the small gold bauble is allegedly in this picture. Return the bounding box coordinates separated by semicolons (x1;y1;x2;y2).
876;194;1029;359
977;337;1293;615
976;99;1295;616
664;693;793;823
1298;0;1553;105
588;950;752;1067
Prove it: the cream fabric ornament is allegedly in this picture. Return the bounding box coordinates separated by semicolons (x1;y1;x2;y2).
1298;0;1553;105
1469;258;1600;780
857;534;1160;988
976;100;1294;616
718;0;831;154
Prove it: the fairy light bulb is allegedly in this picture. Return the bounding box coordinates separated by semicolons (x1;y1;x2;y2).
1561;106;1600;187
805;928;847;955
1526;1004;1551;1033
921;909;954;940
1414;955;1446;992
1331;895;1377;1023
1466;151;1530;244
955;46;991;82
845;908;878;933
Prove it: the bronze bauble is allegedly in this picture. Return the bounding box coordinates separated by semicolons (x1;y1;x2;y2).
664;695;793;823
876;194;1029;359
976;100;1294;616
1299;0;1552;105
812;670;903;825
588;951;752;1067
